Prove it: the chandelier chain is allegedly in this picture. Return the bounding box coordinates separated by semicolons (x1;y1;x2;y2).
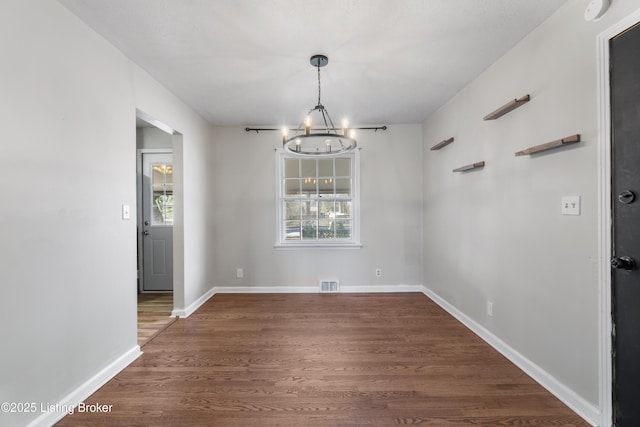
317;62;322;107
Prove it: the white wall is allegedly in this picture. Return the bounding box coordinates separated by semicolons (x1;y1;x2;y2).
422;0;640;420
0;1;215;426
136;126;173;150
212;125;423;289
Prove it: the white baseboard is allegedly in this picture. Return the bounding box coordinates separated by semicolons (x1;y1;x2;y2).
341;284;423;293
29;345;142;427
212;284;423;294
171;286;216;318
421;286;600;427
170;285;423;318
213;286;317;293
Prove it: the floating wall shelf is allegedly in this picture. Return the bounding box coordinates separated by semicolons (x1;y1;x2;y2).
515;134;581;156
430;137;455;151
453;161;485;172
483;95;530;120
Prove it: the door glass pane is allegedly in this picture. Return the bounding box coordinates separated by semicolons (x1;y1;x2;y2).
151;163;173;225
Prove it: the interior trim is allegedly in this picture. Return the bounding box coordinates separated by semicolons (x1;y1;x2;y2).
422;285;599;426
596;8;640;426
28;345;142;427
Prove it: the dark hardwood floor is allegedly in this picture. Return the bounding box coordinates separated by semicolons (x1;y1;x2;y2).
57;293;589;426
137;293;175;347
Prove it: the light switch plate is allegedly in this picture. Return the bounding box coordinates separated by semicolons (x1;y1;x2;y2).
122;204;131;220
561;196;581;216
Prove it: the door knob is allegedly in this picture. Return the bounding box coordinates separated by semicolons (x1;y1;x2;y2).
611;256;636;270
143;230;150;236
618;190;636;204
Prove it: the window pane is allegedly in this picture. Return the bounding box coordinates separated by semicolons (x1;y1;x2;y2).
152;193;173;225
284;201;301;220
318;158;333;176
336;200;351;218
285;179;300;196
302;221;317;239
301;177;316;193
301;200;317;220
284;220;301;240
335;158;350;176
318;218;334;239
285;159;299;178
318;177;333;195
165;166;173;184
301;159;316;177
319;200;334;219
152;168;164;188
336;178;351;197
335;219;351;238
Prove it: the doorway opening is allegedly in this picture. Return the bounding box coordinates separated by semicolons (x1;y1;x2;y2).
135;110;180;345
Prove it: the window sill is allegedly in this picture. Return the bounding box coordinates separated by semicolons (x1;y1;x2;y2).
274;242;363;250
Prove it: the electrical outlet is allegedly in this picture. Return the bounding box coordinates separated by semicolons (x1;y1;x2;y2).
236;268;243;279
487;301;494;317
375;268;382;277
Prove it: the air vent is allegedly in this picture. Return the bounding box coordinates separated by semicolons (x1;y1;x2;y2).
319;280;339;293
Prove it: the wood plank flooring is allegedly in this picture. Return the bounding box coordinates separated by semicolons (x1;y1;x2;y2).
58;293;589;426
137;293;175;346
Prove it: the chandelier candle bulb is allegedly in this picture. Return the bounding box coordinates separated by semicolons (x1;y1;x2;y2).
342;118;349;136
304;116;312;135
281;127;289;145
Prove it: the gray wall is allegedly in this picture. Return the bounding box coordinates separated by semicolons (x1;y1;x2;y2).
0;1;215;426
136;126;173;149
212;125;423;289
422;0;640;410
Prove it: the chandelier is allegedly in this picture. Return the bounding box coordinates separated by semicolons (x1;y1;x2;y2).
281;55;357;156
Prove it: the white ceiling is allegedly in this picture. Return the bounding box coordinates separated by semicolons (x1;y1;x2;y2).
59;0;567;127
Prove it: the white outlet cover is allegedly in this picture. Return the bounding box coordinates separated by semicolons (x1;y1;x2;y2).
584;0;610;22
561;196;581;216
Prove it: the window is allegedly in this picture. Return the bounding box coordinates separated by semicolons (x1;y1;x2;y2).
276;150;360;248
151;163;173;225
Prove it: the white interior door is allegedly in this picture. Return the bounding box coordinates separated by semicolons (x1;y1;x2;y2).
141;152;173;291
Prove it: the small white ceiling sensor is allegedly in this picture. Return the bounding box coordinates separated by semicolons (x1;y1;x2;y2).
584;0;610;21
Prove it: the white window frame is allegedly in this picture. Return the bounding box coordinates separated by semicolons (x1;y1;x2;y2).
274;149;361;249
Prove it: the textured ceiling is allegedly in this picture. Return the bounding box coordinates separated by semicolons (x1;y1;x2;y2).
59;0;567;126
